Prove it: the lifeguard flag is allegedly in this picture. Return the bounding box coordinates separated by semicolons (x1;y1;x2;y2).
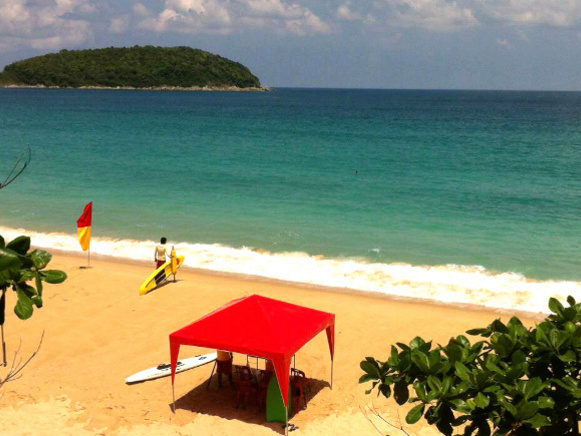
77;202;92;251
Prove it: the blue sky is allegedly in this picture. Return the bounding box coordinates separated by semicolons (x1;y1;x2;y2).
1;0;580;90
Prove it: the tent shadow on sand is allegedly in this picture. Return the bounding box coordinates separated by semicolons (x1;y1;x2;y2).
170;376;330;433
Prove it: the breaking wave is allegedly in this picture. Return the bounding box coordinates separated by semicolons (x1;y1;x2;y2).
1;225;578;314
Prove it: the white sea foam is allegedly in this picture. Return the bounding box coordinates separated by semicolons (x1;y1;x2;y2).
2;225;579;314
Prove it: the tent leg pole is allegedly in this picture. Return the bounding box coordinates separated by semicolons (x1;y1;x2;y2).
331;358;334;390
285;405;289;436
172;383;176;413
206;362;216;390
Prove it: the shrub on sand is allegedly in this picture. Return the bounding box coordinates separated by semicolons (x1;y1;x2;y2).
360;296;581;435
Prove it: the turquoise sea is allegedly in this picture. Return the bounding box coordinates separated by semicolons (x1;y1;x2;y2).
0;88;580;311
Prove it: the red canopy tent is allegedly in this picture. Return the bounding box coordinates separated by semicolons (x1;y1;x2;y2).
170;295;335;416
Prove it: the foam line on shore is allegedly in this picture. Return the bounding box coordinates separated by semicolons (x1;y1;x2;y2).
1;225;578;313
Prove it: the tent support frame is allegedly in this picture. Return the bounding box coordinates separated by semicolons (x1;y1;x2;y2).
206;362;217;390
331;358;334;389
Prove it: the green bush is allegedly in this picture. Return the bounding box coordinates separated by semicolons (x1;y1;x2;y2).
360;296;581;435
0;235;66;320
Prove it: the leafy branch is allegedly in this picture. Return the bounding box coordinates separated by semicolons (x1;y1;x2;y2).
360;296;581;435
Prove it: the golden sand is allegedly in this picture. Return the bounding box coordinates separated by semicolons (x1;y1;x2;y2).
0;253;539;435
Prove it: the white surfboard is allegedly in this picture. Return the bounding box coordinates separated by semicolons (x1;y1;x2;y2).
125;352;217;384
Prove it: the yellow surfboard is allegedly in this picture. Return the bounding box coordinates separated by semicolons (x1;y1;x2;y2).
139;254;185;295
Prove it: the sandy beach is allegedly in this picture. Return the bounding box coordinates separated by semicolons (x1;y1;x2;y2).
0;251;542;435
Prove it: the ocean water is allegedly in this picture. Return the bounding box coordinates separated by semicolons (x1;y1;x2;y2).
0;88;580;312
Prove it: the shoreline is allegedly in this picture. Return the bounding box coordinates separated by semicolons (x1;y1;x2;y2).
0;224;574;316
48;247;547;321
0;84;272;92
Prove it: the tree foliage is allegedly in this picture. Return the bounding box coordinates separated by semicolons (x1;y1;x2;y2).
0;46;262;88
360;296;581;435
0;235;66;321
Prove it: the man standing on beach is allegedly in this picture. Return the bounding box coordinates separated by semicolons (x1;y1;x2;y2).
154;237;168;268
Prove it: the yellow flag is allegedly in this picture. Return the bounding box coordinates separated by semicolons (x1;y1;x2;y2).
77;226;91;251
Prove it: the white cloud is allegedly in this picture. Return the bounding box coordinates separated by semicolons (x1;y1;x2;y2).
385;0;478;32
109;16;130;33
0;0;94;53
337;4;362;21
132;2;150;16
137;0;330;36
496;38;512;49
478;0;581;27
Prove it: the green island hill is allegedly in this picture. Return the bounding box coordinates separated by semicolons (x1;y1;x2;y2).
0;46;268;91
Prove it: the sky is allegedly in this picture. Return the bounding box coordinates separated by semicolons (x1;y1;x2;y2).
0;0;581;90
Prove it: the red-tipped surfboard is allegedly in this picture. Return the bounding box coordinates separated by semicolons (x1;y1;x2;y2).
125;352;217;384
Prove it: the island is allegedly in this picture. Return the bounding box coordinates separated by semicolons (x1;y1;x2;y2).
0;46;269;91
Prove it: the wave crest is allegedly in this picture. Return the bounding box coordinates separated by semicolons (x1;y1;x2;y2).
1;225;578;313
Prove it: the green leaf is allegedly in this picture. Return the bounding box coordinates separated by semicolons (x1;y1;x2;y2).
566;295;576;306
516;400;538;420
490;319;508;333
396;342;410;351
413;381;427;402
474;392;490;408
427;350;441;371
0;247;21;271
524;413;550;428
548;297;564;315
359;373;374;384
498;398;517;417
405;403;425;424
6;236;30;255
466;328;489;336
427;375;442;394
360;360;380;378
30;249;52;270
537;396;554;409
411;350;429;372
0;235;4;249
450;399;471;414
388;345;399;366
455;362;471;382
378;383;391;398
14;291;33;319
35;272;43;297
41;270;67;284
511;350;526;365
394;380;409;405
410;336;426;350
16;283;37;298
558;350;577;363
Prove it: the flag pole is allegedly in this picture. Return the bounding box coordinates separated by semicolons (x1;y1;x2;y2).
88;248;91;268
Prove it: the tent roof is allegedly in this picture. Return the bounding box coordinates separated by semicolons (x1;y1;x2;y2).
169;295;335;407
170;294;334;358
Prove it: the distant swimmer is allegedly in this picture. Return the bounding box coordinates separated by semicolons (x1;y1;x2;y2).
154;237;169;268
355;170;359;175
